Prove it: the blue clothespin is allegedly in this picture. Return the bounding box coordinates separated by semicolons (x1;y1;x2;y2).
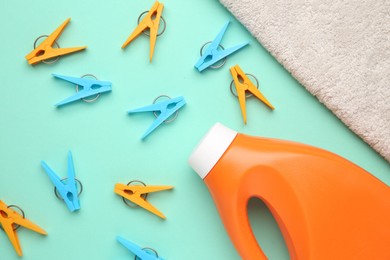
52;73;112;107
117;236;165;260
41;151;81;212
128;96;186;140
194;21;249;72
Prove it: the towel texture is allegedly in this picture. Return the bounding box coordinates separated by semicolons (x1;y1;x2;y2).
220;0;390;163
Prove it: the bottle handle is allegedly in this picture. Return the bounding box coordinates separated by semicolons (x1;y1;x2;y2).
221;197;268;260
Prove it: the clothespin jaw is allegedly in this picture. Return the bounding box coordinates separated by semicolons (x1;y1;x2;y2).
25;18;87;65
0;200;47;256
194;21;249;72
52;73;112;107
230;64;274;124
117;236;164;260
41;151;81;212
122;1;164;62
114;183;173;219
128;96;186;140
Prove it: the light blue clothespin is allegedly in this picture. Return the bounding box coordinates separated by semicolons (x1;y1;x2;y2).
194;20;249;72
128;96;186;140
41;151;81;212
52;73;112;107
117;236;165;260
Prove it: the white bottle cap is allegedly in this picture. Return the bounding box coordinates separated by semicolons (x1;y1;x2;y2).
188;123;237;179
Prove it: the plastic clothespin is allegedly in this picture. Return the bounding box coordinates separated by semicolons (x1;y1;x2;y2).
114;182;173;219
230;64;274;124
41;151;81;212
0;200;47;256
194;21;249;72
127;96;186;140
122;1;165;62
25;18;87;65
117;236;165;260
52;73;112;107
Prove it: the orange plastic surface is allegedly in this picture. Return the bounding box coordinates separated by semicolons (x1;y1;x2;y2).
121;1;164;62
230;64;274;124
0;200;47;256
204;133;390;260
25;18;87;65
114;183;173;219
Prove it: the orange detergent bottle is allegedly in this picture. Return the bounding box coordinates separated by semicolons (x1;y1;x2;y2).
188;123;390;260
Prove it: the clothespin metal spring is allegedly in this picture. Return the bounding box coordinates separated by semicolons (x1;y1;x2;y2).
117;236;163;260
54;178;83;201
230;73;259;98
152;95;179;123
0;205;24;231
200;41;226;69
75;74;101;103
137;11;166;37
134;247;159;260
122;180;148;208
33;35;60;64
127;94;185;139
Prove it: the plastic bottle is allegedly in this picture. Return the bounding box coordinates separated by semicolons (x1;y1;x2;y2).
188;123;390;260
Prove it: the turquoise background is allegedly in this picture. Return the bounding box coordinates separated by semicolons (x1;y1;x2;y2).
1;0;389;259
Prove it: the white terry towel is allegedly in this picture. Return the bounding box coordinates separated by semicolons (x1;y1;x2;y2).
220;0;390;163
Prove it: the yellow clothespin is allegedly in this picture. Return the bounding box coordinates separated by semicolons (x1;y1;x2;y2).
122;1;165;62
230;64;274;124
0;200;47;256
114;181;173;219
25;18;87;65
